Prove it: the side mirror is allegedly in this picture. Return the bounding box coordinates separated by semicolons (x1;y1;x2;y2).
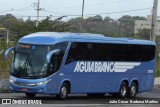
46;49;60;63
5;47;15;60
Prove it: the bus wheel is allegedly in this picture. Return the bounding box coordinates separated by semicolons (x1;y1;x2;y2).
128;82;137;98
56;83;68;99
25;93;36;98
118;82;128;98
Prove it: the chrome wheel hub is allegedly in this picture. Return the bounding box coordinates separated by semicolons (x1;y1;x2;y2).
121;86;126;96
61;87;67;97
130;86;136;96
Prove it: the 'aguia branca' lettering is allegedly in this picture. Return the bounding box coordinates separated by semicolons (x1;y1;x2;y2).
74;61;115;73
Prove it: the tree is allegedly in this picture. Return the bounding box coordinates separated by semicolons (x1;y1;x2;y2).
132;16;146;20
93;15;103;22
37;17;53;31
104;16;114;23
135;28;150;40
26;16;35;26
86;15;102;22
118;15;147;37
3;18;19;30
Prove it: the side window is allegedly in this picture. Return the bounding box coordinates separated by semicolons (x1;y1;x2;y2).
148;45;155;61
49;42;68;74
49;56;59;74
109;44;125;61
53;42;68;52
125;45;138;61
65;42;81;64
65;42;155;64
82;43;95;61
139;45;155;61
94;43;110;61
66;42;95;64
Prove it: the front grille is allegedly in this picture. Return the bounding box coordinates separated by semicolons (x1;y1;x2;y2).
13;81;36;87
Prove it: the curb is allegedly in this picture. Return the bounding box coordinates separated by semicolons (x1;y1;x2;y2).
154;77;160;85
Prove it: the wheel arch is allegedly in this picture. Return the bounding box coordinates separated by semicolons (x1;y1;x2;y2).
59;79;71;94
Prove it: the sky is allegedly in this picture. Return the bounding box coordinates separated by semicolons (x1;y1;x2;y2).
0;0;159;21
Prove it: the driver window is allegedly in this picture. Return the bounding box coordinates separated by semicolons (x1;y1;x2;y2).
65;42;82;64
48;42;68;74
49;56;59;74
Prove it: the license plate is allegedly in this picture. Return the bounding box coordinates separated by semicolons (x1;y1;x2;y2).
21;88;28;91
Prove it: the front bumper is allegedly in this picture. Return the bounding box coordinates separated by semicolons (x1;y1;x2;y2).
9;82;48;94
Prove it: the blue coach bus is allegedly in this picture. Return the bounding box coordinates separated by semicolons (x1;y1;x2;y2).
5;32;156;99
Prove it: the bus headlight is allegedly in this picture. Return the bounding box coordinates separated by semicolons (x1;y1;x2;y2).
35;79;51;86
9;77;16;83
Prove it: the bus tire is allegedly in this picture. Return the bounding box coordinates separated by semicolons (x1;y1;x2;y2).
128;82;137;98
25;93;36;98
118;82;128;98
56;83;69;99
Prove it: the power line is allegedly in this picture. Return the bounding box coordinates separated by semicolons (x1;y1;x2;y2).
0;5;33;13
42;9;66;15
11;5;33;11
12;7;152;19
64;7;152;17
84;7;152;16
39;7;152;17
13;14;62;18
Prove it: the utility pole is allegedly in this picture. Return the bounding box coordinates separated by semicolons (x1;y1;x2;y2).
151;0;158;41
6;29;9;45
35;0;42;27
81;0;85;32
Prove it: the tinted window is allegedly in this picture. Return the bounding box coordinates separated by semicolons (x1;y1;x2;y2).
52;42;69;52
65;42;155;64
138;45;155;61
49;42;68;74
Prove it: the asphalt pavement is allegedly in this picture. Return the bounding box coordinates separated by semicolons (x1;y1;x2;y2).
0;77;159;106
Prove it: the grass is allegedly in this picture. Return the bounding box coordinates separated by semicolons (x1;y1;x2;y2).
156;69;160;77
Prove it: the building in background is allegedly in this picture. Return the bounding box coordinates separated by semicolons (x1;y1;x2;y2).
134;15;160;36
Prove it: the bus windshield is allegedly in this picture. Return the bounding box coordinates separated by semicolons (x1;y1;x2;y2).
11;44;51;78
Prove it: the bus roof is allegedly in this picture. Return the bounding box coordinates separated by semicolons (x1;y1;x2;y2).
18;32;155;45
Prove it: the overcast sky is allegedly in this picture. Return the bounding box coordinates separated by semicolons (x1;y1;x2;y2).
0;0;159;21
